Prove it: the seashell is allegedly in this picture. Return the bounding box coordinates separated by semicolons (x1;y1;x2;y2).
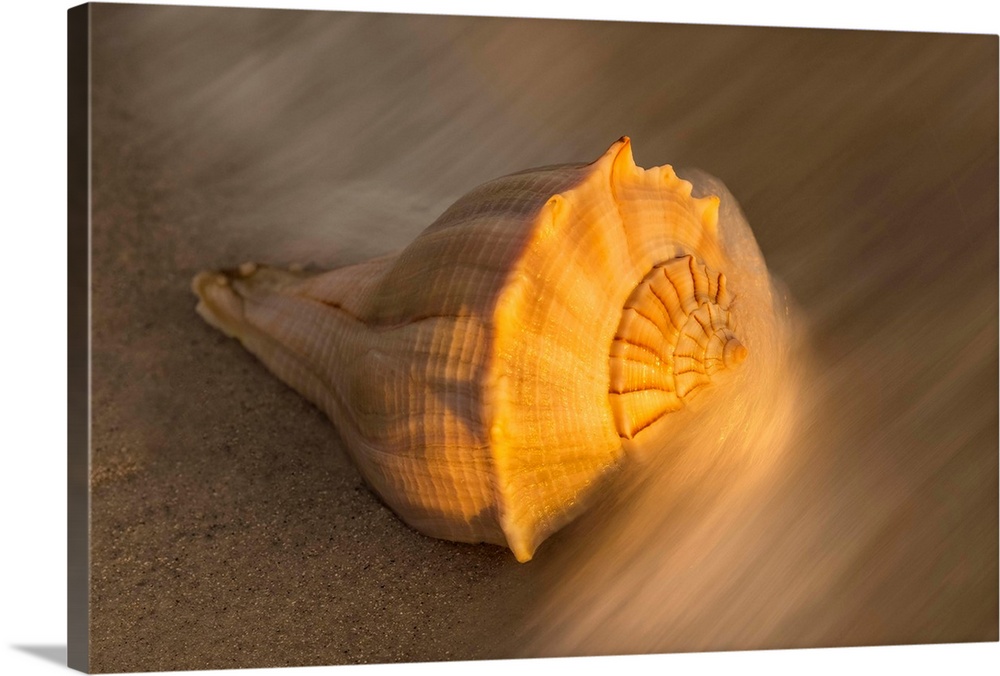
192;137;748;562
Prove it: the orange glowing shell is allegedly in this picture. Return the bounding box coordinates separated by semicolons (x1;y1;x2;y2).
192;138;747;562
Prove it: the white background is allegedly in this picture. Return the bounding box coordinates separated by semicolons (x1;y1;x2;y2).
1;1;997;675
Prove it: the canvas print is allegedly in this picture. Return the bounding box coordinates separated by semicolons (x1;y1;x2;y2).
68;3;998;672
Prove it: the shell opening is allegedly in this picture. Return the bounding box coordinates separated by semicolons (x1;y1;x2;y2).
608;256;746;441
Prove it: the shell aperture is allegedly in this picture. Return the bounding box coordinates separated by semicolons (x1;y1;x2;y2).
192;137;748;562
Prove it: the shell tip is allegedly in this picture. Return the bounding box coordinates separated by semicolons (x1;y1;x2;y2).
608;136;637;178
723;338;748;369
512;547;534;563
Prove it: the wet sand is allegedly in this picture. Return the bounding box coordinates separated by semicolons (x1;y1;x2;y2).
87;4;997;672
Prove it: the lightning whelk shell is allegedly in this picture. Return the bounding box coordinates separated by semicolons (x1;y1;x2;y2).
192;137;749;562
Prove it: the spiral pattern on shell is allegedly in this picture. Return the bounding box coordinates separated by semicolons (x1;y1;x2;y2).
610;256;745;441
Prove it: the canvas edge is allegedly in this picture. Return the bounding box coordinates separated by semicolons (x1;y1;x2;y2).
68;2;92;673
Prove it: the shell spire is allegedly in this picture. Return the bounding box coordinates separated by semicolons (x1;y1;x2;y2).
193;139;748;562
608;256;746;445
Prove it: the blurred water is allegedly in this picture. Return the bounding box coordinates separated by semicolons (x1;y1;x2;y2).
88;5;997;670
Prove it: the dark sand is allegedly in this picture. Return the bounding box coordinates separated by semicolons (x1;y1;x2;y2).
87;4;997;672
